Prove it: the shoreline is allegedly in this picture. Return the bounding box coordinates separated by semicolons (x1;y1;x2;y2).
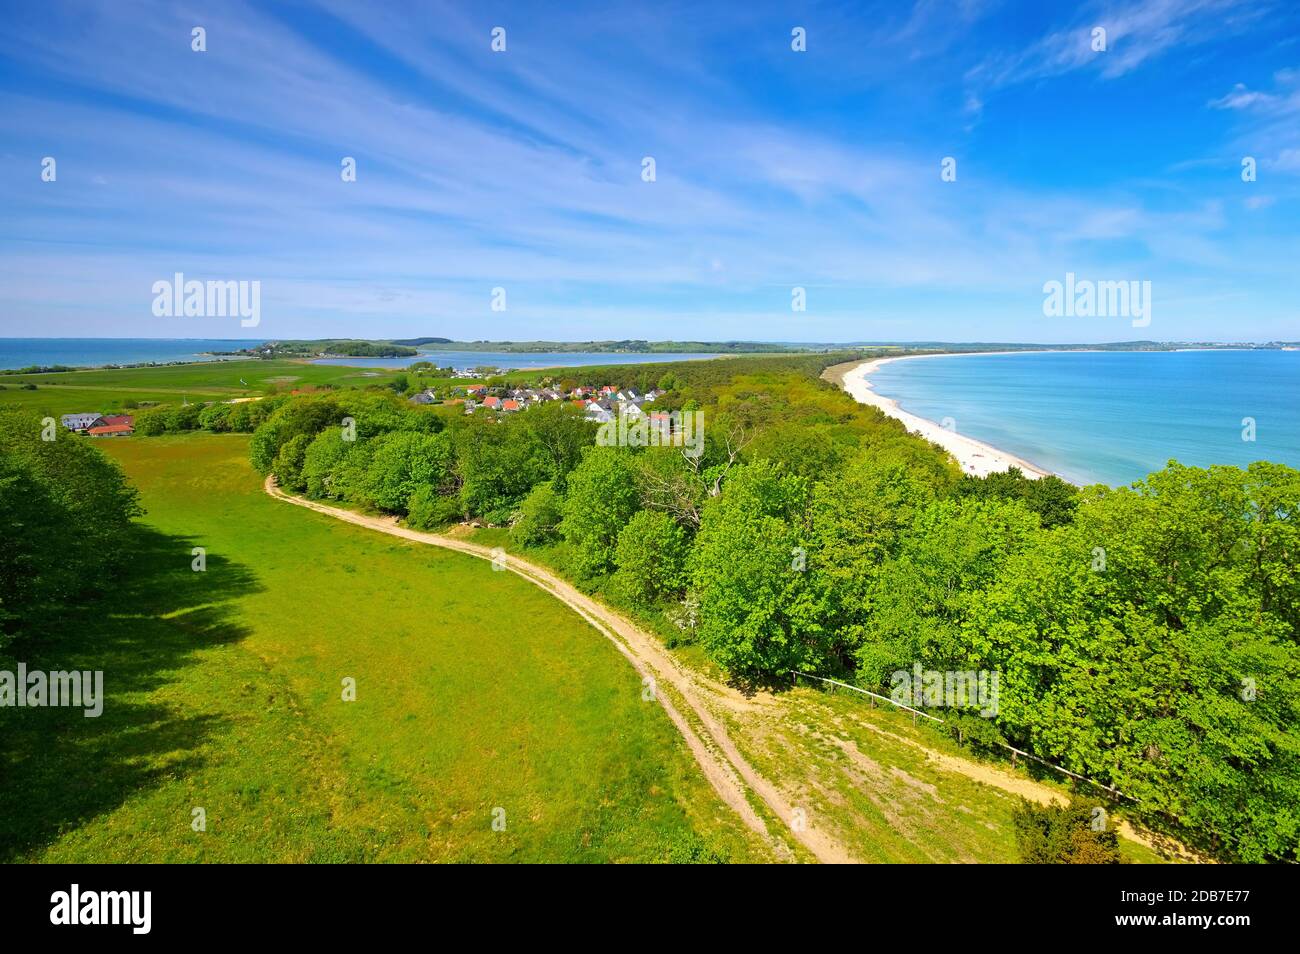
839;352;1058;480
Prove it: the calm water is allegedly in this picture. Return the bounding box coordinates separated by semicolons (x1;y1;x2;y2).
0;338;260;370
311;350;721;370
868;350;1300;486
0;340;721;373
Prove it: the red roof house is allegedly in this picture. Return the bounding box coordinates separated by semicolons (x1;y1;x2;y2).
87;423;134;437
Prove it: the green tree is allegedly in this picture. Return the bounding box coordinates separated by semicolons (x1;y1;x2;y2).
518;401;593;492
0;411;141;643
856;497;1040;685
690;461;822;679
133;405;171;435
455;419;550;523
361;431;455;513
806;450;948;671
559;446;642;578
300;429;352;498
955;468;1079;529
271;433;312;493
976;462;1300;862
198;402;235;432
249;396;344;473
612;510;689;604
169;403;203;431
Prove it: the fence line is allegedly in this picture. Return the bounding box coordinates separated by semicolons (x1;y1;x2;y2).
793;671;1131;802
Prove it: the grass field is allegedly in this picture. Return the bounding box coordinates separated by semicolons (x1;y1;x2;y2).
0;360;410;416
0;433;770;862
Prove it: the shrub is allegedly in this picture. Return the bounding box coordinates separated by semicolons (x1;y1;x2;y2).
169;403;203;431
406;485;463;530
132;405;171;436
1011;800;1122;864
199;402;235;432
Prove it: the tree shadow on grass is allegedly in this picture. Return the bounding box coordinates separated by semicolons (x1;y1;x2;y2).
0;524;262;861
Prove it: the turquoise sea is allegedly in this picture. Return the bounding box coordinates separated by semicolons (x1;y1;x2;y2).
0;338;260;370
866;350;1300;487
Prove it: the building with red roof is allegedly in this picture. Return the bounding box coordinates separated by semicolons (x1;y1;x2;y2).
87;423;134;437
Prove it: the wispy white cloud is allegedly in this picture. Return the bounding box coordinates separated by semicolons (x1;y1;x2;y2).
0;0;1295;342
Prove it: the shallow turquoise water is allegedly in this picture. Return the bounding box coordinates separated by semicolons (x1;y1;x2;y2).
0;338;260;370
867;350;1300;486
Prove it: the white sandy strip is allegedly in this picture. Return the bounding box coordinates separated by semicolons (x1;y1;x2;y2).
843;353;1053;479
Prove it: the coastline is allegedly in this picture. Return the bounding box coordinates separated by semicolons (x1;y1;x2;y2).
839;352;1057;480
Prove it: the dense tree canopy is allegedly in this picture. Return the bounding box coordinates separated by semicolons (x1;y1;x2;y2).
0;410;141;644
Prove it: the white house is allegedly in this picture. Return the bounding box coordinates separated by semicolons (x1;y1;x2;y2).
61;412;104;432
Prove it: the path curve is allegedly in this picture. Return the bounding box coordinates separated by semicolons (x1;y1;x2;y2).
264;476;856;864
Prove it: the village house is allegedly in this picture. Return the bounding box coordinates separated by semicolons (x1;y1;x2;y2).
87;422;134;438
60;412;105;432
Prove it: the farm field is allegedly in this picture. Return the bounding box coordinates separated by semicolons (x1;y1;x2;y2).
0;433;769;863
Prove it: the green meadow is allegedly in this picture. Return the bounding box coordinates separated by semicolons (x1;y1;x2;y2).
0;433;768;862
0;360;409;416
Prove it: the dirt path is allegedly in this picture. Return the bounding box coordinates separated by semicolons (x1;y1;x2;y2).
263;477;855;864
840;712;1204;861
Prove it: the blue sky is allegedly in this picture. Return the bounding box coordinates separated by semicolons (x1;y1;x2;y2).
2;0;1298;343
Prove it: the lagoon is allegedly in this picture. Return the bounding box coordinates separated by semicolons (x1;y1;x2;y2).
311;350;723;370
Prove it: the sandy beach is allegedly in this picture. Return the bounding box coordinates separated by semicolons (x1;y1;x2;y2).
838;353;1054;480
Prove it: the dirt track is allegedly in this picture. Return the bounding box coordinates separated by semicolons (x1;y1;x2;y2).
264;476;1195;864
264;476;854;863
